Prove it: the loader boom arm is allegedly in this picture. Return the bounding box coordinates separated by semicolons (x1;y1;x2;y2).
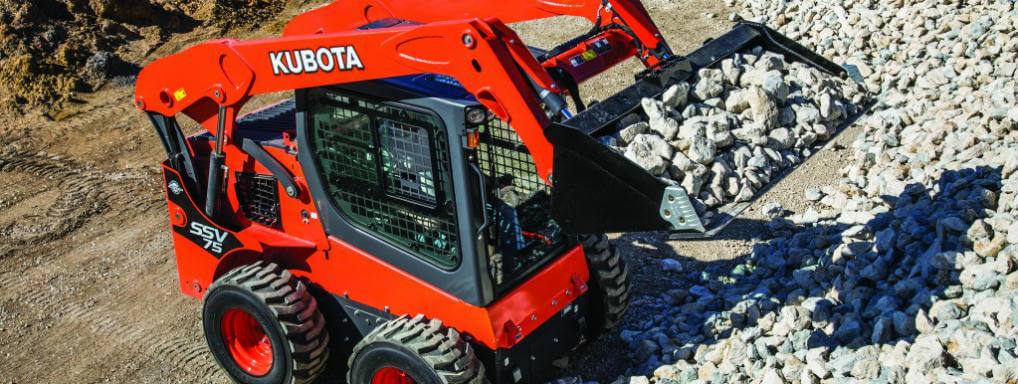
283;0;670;66
135;0;675;182
135;18;559;177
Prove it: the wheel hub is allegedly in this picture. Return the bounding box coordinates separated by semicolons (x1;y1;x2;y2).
221;309;273;376
372;367;415;384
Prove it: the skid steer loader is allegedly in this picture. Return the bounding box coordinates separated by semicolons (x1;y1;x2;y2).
134;1;860;383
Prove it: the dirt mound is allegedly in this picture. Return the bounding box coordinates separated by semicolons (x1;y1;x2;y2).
0;0;192;112
0;0;292;115
210;0;289;28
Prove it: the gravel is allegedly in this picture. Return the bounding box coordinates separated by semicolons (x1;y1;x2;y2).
561;0;1018;382
607;46;868;216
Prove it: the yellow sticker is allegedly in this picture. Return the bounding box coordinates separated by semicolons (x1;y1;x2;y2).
581;49;598;61
173;88;188;101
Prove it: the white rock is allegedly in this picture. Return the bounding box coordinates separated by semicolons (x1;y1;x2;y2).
671;151;695;172
837;211;875;225
662;83;691;108
760;368;786;384
693;68;725;100
762;202;783;219
761;72;790;104
768;128;795;150
688;135;717;165
682;173;704;196
721;58;742;85
747;86;780;130
725;89;752;114
661;258;683;273
641;97;666;121
1007;220;1018;244
819;92;842;121
624;134;671;175
804;188;823;201
649;117;680;140
619;122;649;143
905;335;945;371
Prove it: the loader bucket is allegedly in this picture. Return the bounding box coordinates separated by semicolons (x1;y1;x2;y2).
549;22;871;236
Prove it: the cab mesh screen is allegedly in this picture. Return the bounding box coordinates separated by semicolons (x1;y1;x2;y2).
307;89;459;270
476;118;565;288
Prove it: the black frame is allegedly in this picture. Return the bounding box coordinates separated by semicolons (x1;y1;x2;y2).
296;81;496;306
302;87;462;271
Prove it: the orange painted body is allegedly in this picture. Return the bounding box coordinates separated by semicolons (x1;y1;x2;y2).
164;155;589;350
144;0;672;357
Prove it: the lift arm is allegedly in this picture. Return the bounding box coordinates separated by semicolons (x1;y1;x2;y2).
283;0;672;66
135;18;558;179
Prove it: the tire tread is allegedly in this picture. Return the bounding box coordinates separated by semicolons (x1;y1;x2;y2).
206;262;329;384
581;234;632;333
347;315;487;384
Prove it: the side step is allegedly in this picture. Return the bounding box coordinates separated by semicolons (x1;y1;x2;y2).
549;22;872;236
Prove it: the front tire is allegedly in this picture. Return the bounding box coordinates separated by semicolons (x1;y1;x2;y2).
347;314;487;384
581;234;632;341
203;262;330;384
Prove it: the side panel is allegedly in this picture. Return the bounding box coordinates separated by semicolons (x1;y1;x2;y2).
162;165;263;298
289;237;590;350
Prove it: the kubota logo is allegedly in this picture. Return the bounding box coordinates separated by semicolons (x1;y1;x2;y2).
269;46;364;75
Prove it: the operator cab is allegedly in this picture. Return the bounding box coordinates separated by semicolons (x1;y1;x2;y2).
234;73;572;307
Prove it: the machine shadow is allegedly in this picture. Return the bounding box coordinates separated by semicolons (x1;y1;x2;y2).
602;166;1003;378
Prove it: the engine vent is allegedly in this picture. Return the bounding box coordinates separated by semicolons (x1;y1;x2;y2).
235;172;281;228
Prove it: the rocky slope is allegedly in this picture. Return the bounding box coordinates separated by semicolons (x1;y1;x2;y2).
590;0;1018;383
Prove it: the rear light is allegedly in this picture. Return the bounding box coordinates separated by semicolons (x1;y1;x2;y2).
466;129;480;148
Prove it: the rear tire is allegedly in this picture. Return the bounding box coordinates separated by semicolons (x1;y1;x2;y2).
203;262;330;384
347;314;487;384
581;234;632;341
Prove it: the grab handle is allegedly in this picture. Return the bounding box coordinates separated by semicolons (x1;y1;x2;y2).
469;162;490;237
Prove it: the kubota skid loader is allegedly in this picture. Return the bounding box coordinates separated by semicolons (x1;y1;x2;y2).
134;1;856;383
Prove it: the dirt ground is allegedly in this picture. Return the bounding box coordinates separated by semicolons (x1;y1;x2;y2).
0;1;862;382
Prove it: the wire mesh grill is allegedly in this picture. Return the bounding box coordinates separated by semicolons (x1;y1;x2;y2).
378;118;438;206
308;89;459;270
476;118;565;288
235;172;281;228
476;119;547;198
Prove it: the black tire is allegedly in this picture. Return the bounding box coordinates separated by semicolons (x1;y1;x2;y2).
203;262;330;384
581;234;632;340
347;314;487;384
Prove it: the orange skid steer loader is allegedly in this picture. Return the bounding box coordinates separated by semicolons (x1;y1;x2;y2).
134;1;853;382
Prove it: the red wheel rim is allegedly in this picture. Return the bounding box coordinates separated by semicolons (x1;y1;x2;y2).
221;309;273;376
372;367;415;384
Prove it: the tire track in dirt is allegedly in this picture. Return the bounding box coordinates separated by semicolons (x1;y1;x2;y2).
0;150;225;382
2;266;224;382
147;335;225;379
54;94;137;137
0;150;164;238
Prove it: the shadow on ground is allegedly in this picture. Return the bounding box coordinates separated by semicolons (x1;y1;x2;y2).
563;166;1002;382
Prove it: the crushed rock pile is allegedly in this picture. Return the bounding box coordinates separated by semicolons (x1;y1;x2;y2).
564;0;1018;383
607;48;868;218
